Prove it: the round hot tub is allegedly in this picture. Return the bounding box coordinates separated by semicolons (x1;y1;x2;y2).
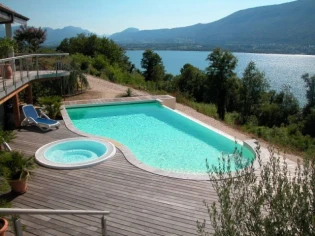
35;137;116;169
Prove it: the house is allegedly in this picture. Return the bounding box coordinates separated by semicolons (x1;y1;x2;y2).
0;4;69;130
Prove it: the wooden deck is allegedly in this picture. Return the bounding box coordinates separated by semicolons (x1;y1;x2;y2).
2;121;216;236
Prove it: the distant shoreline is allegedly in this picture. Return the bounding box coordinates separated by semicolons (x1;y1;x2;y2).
120;44;315;56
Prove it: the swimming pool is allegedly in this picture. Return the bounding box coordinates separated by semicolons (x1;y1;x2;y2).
66;101;255;174
66;102;255;174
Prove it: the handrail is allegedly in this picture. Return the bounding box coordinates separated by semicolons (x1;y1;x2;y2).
0;53;71;100
0;208;110;215
0;53;69;63
0;208;110;236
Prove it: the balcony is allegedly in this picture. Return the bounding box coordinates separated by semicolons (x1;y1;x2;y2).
0;53;70;103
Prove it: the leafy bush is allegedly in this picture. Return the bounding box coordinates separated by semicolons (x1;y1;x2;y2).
243;124;315;154
117;88;134;98
0;38;17;58
0;128;15;143
0;151;36;180
197;144;315;235
92;55;108;71
175;94;218;119
38;96;62;119
224;112;241;125
303;108;315;137
71;53;92;71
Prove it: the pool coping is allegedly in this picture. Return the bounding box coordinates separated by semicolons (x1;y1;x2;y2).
61;96;260;180
35;137;116;169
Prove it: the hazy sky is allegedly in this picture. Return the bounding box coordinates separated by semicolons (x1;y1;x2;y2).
2;0;294;35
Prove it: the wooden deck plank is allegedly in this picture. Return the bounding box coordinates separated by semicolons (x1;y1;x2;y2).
2;121;216;235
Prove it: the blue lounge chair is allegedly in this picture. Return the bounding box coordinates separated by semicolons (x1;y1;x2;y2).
21;104;60;131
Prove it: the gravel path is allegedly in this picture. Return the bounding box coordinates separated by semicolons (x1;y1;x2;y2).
64;74;300;162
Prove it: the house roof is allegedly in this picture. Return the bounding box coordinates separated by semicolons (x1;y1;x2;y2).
0;4;29;25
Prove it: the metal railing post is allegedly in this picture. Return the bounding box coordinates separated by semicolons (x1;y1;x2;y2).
0;208;110;235
19;58;23;82
55;56;58;76
101;216;107;236
36;56;39;79
1;64;5;92
26;57;29;81
12;59;16;87
13;218;24;236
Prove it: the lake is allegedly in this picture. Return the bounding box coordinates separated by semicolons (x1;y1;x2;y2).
126;50;315;106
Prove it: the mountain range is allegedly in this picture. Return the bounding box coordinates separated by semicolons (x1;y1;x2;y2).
110;0;315;53
0;26;106;46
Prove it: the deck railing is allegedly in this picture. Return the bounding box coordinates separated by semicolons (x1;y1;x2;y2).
0;53;70;95
0;208;110;236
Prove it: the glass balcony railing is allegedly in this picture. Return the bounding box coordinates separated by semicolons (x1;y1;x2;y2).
0;53;70;100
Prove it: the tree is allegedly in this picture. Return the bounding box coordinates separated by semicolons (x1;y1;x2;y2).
57;34;129;72
301;74;315;137
303;108;315;137
240;61;269;123
177;63;206;102
14;25;47;52
197;145;315;235
257;86;300;127
206;48;237;120
0;38;17;58
302;73;315;108
56;38;70;52
141;49;165;82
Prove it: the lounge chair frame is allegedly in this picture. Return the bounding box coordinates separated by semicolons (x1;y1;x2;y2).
21;104;60;132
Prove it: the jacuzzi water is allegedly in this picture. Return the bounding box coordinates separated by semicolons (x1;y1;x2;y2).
66;102;255;174
45;140;106;164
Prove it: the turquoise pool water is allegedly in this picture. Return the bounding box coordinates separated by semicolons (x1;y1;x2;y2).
45;140;107;164
67;102;255;174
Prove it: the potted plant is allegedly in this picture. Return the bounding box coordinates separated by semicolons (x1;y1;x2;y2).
0;38;17;79
0;217;8;236
0;179;11;236
0;200;10;236
0;150;36;194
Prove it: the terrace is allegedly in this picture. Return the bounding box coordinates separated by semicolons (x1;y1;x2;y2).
0;53;70;102
1;96;300;235
3;114;214;236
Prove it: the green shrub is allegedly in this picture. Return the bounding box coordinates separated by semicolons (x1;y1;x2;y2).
71;53;92;71
0;38;17;58
0;150;36;180
92;55;108;71
224;112;241;125
175;94;218;118
0;128;15;143
38;96;62;119
197;145;315;235
117;88;134;98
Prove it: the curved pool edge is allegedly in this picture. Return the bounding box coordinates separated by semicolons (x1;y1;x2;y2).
35;137;116;169
61;102;259;180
